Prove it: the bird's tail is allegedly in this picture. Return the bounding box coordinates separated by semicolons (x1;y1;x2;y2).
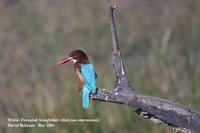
82;87;90;109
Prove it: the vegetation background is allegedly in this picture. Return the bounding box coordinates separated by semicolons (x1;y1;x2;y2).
0;0;200;132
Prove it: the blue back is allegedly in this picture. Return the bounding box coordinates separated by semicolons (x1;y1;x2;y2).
81;64;96;93
81;64;97;108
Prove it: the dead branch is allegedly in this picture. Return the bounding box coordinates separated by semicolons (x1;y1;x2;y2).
91;0;200;133
92;89;200;133
107;0;132;93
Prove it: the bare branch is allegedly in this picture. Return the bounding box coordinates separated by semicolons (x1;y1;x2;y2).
91;89;200;133
107;0;119;53
107;0;132;92
91;0;200;133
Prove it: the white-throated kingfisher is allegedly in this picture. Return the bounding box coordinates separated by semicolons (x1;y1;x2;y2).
57;50;97;109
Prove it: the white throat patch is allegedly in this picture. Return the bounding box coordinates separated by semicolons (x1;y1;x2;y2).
72;59;77;63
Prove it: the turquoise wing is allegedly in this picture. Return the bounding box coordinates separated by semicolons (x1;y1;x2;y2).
81;64;97;109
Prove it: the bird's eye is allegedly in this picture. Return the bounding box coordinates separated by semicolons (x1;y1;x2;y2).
69;53;74;57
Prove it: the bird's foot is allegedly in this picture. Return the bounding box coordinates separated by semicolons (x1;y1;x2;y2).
89;88;98;99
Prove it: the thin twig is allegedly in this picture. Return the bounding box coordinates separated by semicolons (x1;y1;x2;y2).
106;0;132;92
107;0;119;53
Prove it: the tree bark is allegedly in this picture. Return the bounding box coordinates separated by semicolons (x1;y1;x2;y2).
91;89;200;133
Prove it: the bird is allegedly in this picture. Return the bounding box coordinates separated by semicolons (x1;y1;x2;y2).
57;50;97;109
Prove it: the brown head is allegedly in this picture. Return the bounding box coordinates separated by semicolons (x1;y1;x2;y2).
57;50;90;65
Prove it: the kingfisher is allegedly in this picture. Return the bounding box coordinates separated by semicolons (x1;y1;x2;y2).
57;50;97;109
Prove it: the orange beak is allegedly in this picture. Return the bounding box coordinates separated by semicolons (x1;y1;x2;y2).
57;57;73;65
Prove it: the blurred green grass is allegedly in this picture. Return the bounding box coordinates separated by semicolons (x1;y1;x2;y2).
0;0;200;132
